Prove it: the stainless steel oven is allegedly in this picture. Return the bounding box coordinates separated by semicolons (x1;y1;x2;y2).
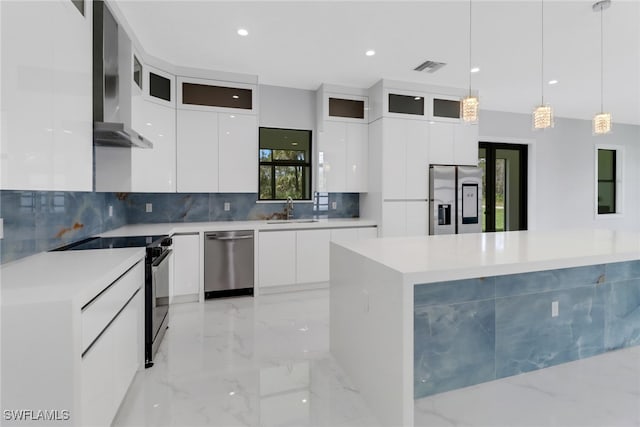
53;234;172;368
149;245;171;366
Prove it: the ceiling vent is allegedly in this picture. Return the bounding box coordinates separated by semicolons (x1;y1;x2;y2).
414;60;446;73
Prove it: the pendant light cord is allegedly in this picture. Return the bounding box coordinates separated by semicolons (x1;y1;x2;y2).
541;0;545;104
468;0;472;97
600;4;604;113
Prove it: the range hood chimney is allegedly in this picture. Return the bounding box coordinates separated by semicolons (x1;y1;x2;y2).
93;1;152;149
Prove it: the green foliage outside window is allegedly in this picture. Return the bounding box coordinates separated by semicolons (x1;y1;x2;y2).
259;128;312;200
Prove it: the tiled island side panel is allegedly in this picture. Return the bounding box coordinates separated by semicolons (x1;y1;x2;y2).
414;261;640;398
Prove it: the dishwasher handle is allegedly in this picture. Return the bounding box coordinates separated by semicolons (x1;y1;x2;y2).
206;233;254;241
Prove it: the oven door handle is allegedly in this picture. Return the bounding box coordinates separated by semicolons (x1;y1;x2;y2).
152;249;172;267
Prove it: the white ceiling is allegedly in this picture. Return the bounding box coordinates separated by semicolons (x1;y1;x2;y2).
116;0;640;125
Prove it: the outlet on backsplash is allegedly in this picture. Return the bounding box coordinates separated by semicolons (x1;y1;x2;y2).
224;202;231;211
331;201;337;210
0;218;4;239
108;205;113;217
146;203;153;213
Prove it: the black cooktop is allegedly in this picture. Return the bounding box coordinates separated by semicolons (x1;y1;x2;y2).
54;235;169;251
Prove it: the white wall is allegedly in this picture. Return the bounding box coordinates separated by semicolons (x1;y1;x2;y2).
480;110;640;232
259;85;315;131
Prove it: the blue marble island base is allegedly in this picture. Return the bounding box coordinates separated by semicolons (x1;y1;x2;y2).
329;230;640;427
414;261;640;398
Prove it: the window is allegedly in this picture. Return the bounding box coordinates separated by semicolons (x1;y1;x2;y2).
597;149;616;214
595;145;623;217
259;128;312;200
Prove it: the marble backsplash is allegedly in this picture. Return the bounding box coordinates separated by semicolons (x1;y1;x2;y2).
121;192;359;224
0;191;359;264
0;191;128;264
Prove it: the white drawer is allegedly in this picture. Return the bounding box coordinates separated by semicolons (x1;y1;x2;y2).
81;261;143;353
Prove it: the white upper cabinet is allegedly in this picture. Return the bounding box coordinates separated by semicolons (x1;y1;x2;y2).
218;113;257;193
176;76;257;193
317;89;369;193
382;118;429;200
318;122;347;192
1;0;92;191
317;121;367;192
176;109;257;193
177;109;219;192
429;122;478;166
131;101;177;192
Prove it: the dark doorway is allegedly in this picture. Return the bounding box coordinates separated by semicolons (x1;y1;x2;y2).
479;142;528;232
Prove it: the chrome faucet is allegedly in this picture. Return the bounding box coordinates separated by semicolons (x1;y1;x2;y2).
284;197;294;220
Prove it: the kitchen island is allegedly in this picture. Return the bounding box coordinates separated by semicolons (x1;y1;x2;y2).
329;229;640;426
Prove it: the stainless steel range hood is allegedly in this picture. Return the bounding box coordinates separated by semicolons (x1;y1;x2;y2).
93;1;152;149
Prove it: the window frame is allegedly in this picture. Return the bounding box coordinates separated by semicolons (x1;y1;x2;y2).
258;127;313;201
594;144;624;219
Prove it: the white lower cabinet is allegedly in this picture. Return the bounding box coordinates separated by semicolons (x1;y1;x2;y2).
81;270;143;426
172;234;200;301
259;230;296;287
296;230;330;284
258;227;376;288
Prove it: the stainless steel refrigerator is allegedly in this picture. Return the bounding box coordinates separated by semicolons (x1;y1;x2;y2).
429;165;483;235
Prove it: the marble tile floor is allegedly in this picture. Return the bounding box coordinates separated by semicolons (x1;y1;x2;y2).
114;288;640;427
114;289;381;427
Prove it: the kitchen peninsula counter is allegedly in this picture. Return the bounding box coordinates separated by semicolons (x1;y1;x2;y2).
329;229;640;426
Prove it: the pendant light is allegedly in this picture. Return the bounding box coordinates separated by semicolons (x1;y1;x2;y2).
593;0;612;135
461;0;479;123
533;0;553;129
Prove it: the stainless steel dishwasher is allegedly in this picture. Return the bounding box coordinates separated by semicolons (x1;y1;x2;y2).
204;230;254;299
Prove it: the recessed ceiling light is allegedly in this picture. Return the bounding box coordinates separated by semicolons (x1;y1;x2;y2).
291;142;298;146
365;50;375;57
414;96;421;101
232;95;239;99
237;28;248;37
470;67;480;73
548;79;559;85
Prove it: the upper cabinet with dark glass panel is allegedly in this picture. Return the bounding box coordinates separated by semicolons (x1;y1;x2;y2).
145;65;175;106
383;89;428;119
430;95;463;122
328;97;365;119
177;76;257;114
321;90;368;123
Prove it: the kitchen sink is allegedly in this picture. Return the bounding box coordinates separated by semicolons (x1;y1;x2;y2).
266;219;319;224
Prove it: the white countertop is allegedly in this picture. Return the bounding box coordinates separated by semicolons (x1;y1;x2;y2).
334;229;640;284
99;218;376;237
1;248;145;306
